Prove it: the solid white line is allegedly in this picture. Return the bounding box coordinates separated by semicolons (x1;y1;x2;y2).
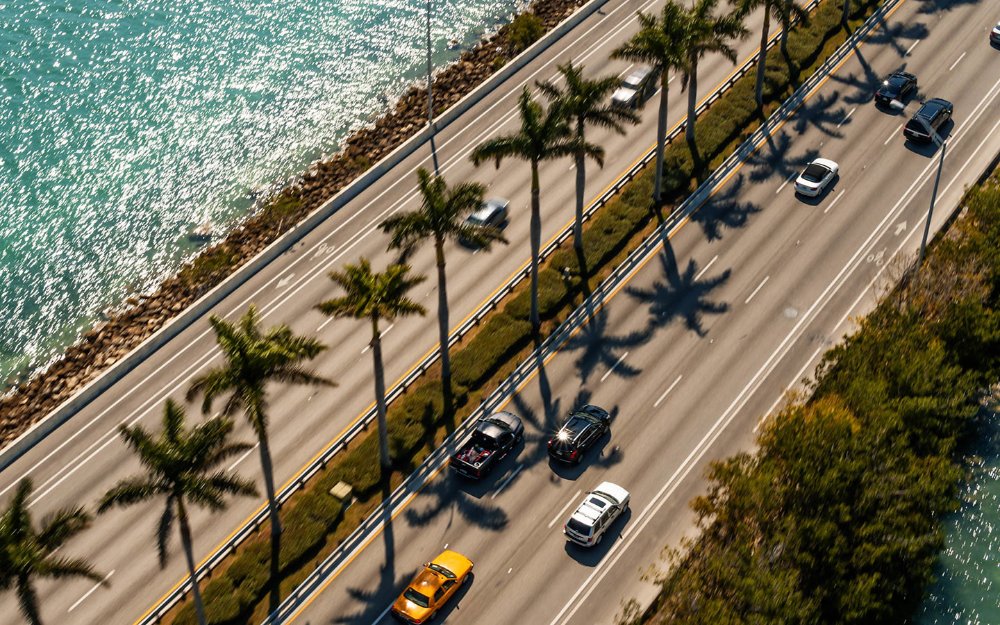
948;51;966;72
548;71;1000;625
693;255;718;281
491;464;523;500
317;317;334;332
744;276;769;304
653;375;683;408
905;39;920;56
776;172;797;194
837;106;857;128
548;490;581;529
10;0;786;509
600;352;629;383
824;189;846;214
68;570;114;612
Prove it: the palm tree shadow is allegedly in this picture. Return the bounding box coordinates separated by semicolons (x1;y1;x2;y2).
402;476;509;531
329;564;416;624
916;0;978;14
689;173;766;241
746;135;819;185
561;308;650;384
789;89;848;139
626;251;732;338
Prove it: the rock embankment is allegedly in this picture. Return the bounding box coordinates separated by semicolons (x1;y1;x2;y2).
0;0;587;448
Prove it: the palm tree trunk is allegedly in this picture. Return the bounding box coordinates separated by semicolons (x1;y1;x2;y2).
529;162;542;334
434;238;453;419
653;73;669;203
841;0;850;25
573;121;586;256
755;6;772;108
371;317;392;470
177;499;208;625
780;0;792;65
685;57;700;164
257;432;282;616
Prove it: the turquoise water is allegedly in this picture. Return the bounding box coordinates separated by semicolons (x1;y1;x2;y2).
0;0;520;388
915;402;1000;625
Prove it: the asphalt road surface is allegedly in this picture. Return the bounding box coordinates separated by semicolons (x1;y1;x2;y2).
281;0;1000;623
0;0;798;622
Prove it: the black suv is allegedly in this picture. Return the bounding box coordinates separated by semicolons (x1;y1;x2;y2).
547;405;611;464
874;70;917;108
903;98;953;143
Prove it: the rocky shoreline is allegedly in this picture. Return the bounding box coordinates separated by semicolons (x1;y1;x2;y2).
0;0;589;448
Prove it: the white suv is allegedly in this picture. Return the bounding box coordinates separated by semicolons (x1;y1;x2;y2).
563;482;630;547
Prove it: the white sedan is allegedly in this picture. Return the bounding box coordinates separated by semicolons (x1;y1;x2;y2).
794;158;839;197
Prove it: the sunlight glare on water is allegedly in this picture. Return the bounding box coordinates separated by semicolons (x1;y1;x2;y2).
0;0;518;387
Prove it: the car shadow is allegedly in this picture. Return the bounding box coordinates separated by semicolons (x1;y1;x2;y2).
328;566;418;625
562;507;634;567
795;174;840;205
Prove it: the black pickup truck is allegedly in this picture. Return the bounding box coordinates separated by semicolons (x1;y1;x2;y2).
450;411;523;479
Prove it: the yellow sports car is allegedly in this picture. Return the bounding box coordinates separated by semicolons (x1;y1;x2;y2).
391;550;473;623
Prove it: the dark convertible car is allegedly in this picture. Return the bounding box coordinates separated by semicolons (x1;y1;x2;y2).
547;405;611;464
450;411;523;479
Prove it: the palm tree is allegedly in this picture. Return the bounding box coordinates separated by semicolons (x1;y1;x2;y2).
841;0;851;26
186;305;332;616
98;401;256;625
537;61;639;255
379;168;504;421
471;88;600;333
316;259;427;471
0;479;106;625
739;0;808;107
680;0;749;162
612;2;687;203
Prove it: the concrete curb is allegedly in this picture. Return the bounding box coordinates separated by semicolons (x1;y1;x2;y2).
0;0;608;473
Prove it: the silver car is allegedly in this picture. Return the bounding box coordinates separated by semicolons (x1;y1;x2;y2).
611;66;659;109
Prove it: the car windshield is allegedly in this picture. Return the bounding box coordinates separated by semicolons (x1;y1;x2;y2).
470;430;498;449
566;518;593;535
622;76;643;90
466;215;486;226
404;588;431;608
905;118;929;134
802;163;829;182
886;75;906;91
427;562;456;579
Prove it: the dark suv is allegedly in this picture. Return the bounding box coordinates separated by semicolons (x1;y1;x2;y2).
874;70;917;108
547;405;611;464
903;98;953;143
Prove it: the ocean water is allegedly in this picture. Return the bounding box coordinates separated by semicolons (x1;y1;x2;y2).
915;403;1000;625
0;0;520;388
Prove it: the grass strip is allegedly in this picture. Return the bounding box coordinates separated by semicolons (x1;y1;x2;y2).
631;159;1000;625
167;0;888;622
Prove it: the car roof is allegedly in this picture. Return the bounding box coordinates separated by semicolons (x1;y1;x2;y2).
916;98;951;118
470;198;508;221
809;158;837;171
475;420;508;440
561;414;593;439
484;411;521;431
592;481;629;505
626;65;654;81
430;550;472;575
887;70;915;81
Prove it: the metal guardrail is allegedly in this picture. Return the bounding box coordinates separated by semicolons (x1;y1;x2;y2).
137;1;829;622
259;0;902;621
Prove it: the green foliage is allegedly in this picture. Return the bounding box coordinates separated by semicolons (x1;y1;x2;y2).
508;13;543;53
452;313;533;389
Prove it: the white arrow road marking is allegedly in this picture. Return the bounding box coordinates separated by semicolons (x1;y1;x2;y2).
894;221;907;235
277;274;295;289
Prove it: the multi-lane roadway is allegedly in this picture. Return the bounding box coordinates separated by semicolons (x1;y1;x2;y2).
0;0;800;622
281;0;1000;623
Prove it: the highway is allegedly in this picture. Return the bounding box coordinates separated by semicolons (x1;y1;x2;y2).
0;0;794;622
281;0;1000;623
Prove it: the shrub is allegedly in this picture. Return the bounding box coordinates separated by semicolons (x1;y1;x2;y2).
452;313;533;388
508;13;543;53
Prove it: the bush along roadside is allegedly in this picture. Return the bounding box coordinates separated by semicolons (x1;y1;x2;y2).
0;0;588;448
166;0;889;622
629;162;1000;623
